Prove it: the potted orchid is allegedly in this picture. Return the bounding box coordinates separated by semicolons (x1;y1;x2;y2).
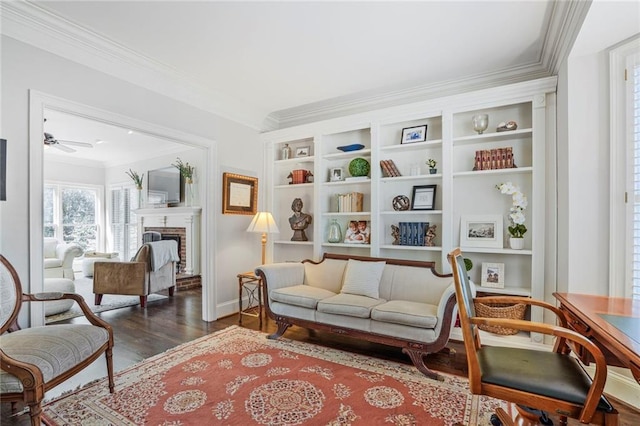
496;181;527;249
426;158;437;174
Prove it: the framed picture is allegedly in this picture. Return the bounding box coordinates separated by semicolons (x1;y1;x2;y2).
400;125;428;144
295;146;310;157
411;184;436;210
222;172;258;215
330;167;343;182
481;262;505;288
460;214;503;248
344;220;371;244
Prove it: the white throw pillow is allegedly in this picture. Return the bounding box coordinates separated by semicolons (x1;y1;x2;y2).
340;259;386;299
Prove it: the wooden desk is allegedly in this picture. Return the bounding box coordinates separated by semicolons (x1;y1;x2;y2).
553;292;640;384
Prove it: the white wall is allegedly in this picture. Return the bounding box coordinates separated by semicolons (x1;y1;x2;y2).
0;36;263;324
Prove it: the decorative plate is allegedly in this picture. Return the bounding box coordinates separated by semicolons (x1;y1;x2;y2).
337;144;365;152
392;195;410;211
348;158;370;177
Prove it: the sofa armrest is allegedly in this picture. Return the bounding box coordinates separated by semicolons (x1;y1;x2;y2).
255;263;305;292
56;243;83;267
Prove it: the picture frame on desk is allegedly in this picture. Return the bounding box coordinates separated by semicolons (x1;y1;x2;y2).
481;262;505;288
460;214;503;248
400;124;427;144
222;172;258;215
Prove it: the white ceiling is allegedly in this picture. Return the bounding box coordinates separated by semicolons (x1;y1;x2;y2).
6;1;638;167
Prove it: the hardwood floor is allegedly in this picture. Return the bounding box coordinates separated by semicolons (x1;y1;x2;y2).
2;288;638;425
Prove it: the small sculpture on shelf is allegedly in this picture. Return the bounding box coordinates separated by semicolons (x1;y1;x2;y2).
289;198;312;241
391;225;400;245
425;224;437;247
497;121;518;132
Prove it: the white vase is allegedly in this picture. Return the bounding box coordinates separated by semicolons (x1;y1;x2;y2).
509;237;524;250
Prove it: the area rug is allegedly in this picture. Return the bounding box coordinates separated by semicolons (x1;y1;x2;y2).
42;326;512;425
46;275;167;324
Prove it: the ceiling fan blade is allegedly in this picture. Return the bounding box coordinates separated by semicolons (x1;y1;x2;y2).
57;139;94;148
54;143;76;153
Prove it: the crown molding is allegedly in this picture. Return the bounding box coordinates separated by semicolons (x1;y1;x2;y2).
1;1;586;132
1;1;270;131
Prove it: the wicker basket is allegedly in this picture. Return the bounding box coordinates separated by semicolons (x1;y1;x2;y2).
473;302;527;335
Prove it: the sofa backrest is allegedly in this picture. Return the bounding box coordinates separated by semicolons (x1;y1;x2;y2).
307;253;453;304
44;238;59;259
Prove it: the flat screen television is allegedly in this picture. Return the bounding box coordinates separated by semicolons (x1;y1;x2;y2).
147;166;181;204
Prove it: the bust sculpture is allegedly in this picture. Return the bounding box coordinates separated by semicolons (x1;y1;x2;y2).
289;198;312;241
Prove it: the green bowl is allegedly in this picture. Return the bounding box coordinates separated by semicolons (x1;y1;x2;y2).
348;158;370;177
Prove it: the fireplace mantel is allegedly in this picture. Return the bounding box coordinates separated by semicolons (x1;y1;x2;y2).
134;207;201;275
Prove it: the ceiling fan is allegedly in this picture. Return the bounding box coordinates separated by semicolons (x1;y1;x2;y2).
43;132;94;153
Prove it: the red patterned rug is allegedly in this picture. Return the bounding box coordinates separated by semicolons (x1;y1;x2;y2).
43;326;512;425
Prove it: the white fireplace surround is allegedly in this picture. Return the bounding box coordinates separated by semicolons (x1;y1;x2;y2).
134;207;201;275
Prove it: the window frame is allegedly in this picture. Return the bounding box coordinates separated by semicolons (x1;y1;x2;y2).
609;37;640;298
43;180;103;251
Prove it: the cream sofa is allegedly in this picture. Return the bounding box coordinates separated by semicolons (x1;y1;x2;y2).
43;237;83;279
255;253;457;380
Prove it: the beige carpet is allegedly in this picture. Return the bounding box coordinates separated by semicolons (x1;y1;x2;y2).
42;326;513;425
46;274;167;324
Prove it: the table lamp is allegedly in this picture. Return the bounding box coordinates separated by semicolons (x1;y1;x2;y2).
246;211;280;265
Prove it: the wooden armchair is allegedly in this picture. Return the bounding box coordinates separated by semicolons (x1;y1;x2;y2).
448;248;618;426
0;255;114;425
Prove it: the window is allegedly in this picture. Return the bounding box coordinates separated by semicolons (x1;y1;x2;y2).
110;185;140;260
631;53;640;299
610;38;640;299
44;183;100;251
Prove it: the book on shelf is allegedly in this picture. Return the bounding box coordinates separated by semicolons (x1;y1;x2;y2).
474;147;515;170
398;221;428;246
380;159;402;177
337;192;364;212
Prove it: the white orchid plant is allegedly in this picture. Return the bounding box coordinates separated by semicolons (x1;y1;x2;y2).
496;181;527;238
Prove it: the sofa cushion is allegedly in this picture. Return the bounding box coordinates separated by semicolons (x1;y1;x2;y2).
270;285;336;309
340;259;386;299
303;258;347;294
317;293;386;318
44;238;58;259
372;300;439;329
44;258;63;269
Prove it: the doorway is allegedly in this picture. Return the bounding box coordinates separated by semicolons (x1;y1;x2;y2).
29;91;218;326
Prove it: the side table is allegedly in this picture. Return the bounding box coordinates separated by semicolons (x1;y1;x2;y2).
238;271;263;326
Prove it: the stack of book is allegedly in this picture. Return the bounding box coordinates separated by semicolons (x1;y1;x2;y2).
337;192;364;212
474;147;515;170
398;222;429;246
380;159;402;177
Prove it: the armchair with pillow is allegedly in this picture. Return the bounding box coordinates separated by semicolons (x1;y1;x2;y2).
93;240;179;308
43;237;83;279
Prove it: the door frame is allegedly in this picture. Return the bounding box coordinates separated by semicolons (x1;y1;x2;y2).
29;91;218;325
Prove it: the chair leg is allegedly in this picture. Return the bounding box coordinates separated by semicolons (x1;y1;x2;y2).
105;347;115;393
139;295;147;308
28;403;41;426
169;286;175;297
95;294;103;305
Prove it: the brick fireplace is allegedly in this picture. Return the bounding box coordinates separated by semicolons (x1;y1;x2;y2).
135;207;202;290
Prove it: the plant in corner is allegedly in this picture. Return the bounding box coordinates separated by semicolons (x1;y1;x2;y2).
496;182;527;248
125;169;143;190
426;158;437;174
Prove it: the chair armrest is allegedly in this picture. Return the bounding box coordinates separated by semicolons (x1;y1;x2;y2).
21;292;114;332
56;243;83;266
0;348;44;394
470;316;607;423
473;295;567;327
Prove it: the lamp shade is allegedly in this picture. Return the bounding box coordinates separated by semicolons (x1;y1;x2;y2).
246;212;280;234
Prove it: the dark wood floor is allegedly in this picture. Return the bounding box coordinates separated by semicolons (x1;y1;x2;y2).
2;288;639;425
